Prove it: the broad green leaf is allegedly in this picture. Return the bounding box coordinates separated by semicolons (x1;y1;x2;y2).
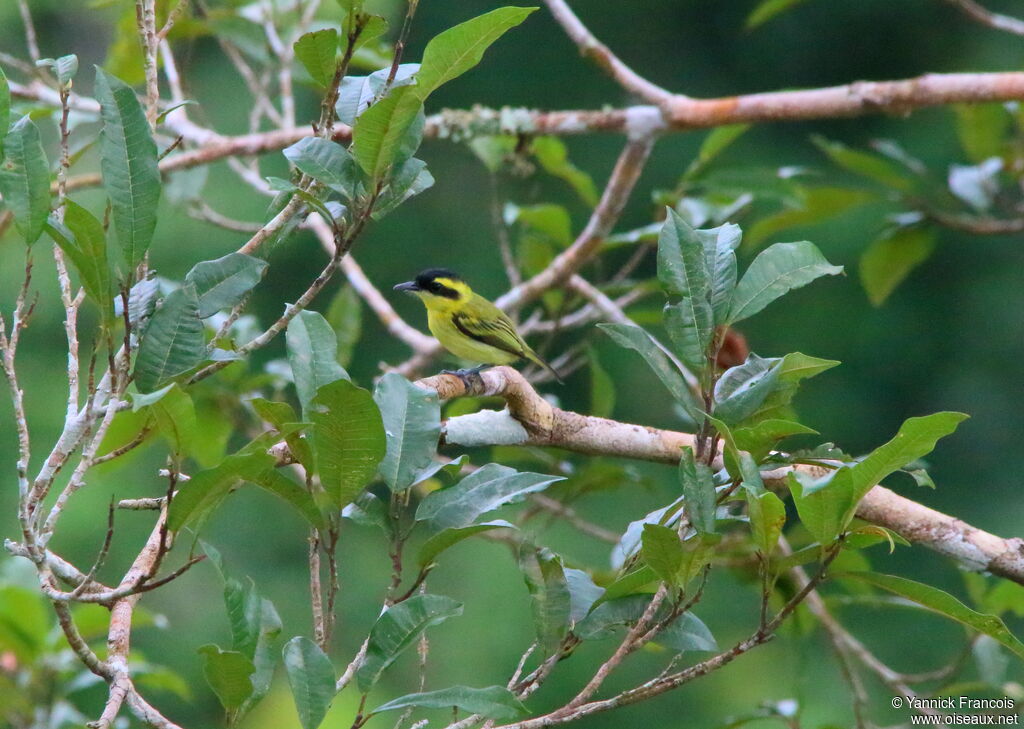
679;447;716;534
283;137;359;197
641;523;683;584
357;594;463;692
372;157;434;218
747;490;786;556
859;226;936;306
593;566;659;608
689;124;751;175
417;520;516;568
531;136;598;206
309;379;385;508
732;418;818;461
663;301;710;376
700;223;741;322
838;572;1024;659
250;397;312;469
351;84;421;179
247;469;325;530
658;611;718;652
747;187;874;248
282;637;335;729
140;383;195;459
0;117;50;244
185;253;268;318
374;372;441;491
813;136;916;192
240;597;281;716
294;29;338;87
844;412;968;507
746;0;812;28
599;323;699;416
577;595;716;651
342;491;392;536
519;546;570;652
197;644;255;714
954;103;1011;163
286;310;350;416
336;63;420;126
747;351;839;424
94;68;161;271
371;685;527;721
728;241;842;324
222;576;261;661
325;284;362;367
0;66;9;136
713;354;782;425
413;7;537;99
415;463;563;530
657;209;712;332
565;568;604;624
787;470;853;545
45;201;113;320
133;283;205;393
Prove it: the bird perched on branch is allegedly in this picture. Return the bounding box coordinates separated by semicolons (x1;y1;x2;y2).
394;268;562;383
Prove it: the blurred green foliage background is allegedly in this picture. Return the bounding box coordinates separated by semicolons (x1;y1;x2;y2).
1;0;1023;727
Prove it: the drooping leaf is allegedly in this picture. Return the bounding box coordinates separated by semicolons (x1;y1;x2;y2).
747;490;786;556
351;84;421;180
838;572;1024;659
657;209;713;339
135;383;195;459
240;597;281;716
519;546;571;652
371;685;527;721
250;397;312;470
247;468;325;530
133;283;206;393
197;644;255;714
0;116;50;244
374;372;441;491
336;64;419;126
658;611;718;652
286;311;350;416
293;29;339;87
282;137;359;198
45;202;113;320
356;594;463;692
415;463;563;530
310;378;386;508
417;520;516;568
565;568;604;624
732;418;818;461
599;324;699;416
700;223;741;322
679;447;716;535
728;241;842;324
168;451;275;532
786;470;854;546
282;636;335;729
859;226;936;306
94;67;161;271
577;595;716;652
185;253;268;318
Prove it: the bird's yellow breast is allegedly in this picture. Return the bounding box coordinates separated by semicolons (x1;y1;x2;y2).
426;309;519;365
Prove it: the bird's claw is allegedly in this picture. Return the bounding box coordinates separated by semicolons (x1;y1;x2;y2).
440;366;488;389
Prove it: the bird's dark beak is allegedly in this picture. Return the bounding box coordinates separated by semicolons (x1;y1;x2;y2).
393;281;419;293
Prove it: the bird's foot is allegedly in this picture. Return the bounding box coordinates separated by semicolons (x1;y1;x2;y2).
440;365;489;389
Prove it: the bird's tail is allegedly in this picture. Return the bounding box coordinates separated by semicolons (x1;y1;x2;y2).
526;350;563;384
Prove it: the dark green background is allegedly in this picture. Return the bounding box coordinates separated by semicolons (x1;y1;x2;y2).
1;0;1022;727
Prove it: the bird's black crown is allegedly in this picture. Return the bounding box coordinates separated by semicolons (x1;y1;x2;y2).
413;268;463;299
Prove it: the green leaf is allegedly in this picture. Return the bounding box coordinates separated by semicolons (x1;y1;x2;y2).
0;66;9;136
357;594;463;692
250;398;312;469
168;452;274;532
372;157;434;218
700;223;741;322
197;644;255;714
599;324;698;416
641;523;683;584
748;351;839;424
813;136;916;192
0;117;50;244
747;490;786;556
679;447;716;534
565;568;604;624
657;611;718;652
38;55;79;86
746;0;812;28
45;201;113;320
185;253;268;318
837;572;1024;659
413;7;537;99
588;346;615;418
240;597;281;716
859;226;936;306
139;383;195;459
657;209;713;353
286;310;350;416
293;29;338;87
310;378;386;508
519;546;570;652
689;125;751;175
282;636;335;729
282;137;359;197
954;103;1011;163
351;84;421;179
577;595;716;652
728;241;843;324
371;685;527;721
335;64;419;126
787;470;853;545
133;283;206;393
417;520;517;568
531;136;598;206
374;372;441;491
248;469;326;530
713;354;782;425
415;463;563;530
747;187;874;248
732;418;818;461
325;284;362;368
94;68;161;271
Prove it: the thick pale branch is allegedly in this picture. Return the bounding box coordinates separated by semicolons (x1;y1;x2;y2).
416;367;1024;585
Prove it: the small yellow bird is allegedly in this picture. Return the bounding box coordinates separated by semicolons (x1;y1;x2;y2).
394;268;561;382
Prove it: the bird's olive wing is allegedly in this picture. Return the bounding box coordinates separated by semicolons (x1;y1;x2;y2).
451;310;529;358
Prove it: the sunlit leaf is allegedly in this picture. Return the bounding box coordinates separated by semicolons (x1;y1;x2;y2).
859;225;936;306
294;29;338;87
